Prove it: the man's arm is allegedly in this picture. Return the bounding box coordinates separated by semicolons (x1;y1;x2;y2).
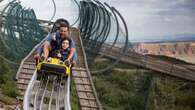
34;43;44;60
43;33;56;61
67;47;75;60
43;41;50;61
68;38;76;60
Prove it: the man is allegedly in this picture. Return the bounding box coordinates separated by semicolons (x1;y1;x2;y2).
34;21;77;65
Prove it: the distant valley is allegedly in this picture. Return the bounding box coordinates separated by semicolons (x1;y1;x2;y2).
134;41;195;64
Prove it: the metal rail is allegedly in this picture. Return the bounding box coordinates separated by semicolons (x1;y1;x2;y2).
71;28;102;110
23;69;37;110
23;71;71;110
48;80;55;110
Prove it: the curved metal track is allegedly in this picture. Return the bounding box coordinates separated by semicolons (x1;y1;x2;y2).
78;0;130;73
1;0;130;74
0;1;47;59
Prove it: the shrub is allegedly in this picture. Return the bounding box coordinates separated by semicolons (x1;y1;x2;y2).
1;81;19;98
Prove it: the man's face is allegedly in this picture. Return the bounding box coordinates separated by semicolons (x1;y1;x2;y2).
59;27;69;37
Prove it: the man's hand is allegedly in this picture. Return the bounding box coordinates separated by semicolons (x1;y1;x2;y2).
43;41;50;61
34;53;40;60
64;59;70;66
34;53;40;65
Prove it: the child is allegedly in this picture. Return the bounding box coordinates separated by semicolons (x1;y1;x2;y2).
49;37;72;65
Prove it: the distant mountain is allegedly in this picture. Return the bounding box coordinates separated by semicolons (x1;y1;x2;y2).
165;33;195;42
131;33;195;43
134;41;195;64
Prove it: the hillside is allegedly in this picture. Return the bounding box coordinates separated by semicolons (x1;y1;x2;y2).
0;57;21;109
87;53;195;110
134;41;195;64
0;35;29;109
0;23;46;109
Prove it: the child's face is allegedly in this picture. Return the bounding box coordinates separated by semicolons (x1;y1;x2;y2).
62;40;69;49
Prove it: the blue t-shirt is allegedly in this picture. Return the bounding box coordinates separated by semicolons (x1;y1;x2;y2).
46;32;76;51
59;48;70;61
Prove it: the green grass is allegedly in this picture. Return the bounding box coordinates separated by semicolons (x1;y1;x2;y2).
93;69;146;110
0;58;20;104
71;80;80;110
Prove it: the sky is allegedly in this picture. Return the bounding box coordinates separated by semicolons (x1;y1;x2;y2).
102;0;195;41
1;0;195;42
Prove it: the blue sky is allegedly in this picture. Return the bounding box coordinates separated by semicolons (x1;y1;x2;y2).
1;0;195;41
103;0;195;41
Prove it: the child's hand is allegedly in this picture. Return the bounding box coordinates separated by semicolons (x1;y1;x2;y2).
47;57;52;62
57;53;62;58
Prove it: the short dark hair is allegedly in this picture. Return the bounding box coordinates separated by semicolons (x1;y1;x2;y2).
60;22;69;29
52;19;70;32
61;37;71;45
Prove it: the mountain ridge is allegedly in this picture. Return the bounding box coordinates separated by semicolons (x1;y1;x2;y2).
131;33;195;43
